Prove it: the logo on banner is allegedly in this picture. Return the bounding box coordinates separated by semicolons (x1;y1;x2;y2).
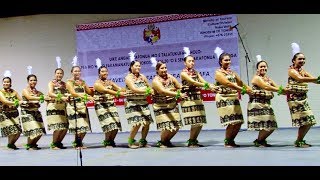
143;24;160;45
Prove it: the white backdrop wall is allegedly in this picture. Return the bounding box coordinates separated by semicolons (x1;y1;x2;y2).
0;14;319;133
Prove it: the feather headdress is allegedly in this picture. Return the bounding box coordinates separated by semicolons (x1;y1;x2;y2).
96;58;102;69
291;42;301;56
27;66;33;75
56;56;62;68
256;55;262;62
3;70;11;77
128;51;136;62
214;46;224;59
183;47;190;58
72;56;78;66
150;57;157;67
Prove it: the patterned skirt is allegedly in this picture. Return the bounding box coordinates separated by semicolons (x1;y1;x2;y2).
46;102;68;131
215;93;244;127
153;98;183;132
95;100;122;133
247;98;277;131
287;93;316;127
21;108;46;139
0;109;22;137
180;91;206;126
66;102;91;134
124;99;153;127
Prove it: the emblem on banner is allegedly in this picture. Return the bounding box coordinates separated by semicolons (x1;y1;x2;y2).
143;24;160;45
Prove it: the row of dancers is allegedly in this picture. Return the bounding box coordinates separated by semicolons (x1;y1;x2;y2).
0;44;318;150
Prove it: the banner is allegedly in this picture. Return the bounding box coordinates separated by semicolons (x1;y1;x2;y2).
76;14;239;106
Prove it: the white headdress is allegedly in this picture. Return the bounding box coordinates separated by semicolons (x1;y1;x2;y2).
3;70;11;77
56;56;62;68
27;66;33;75
291;42;301;56
72;56;78;66
128;50;136;62
183;47;190;58
96;58;102;69
214;46;224;59
256;55;262;62
150;57;157;67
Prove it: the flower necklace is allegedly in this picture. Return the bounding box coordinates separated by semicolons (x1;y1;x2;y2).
28;86;40;96
53;79;66;89
220;67;233;75
257;73;271;84
158;74;171;87
289;65;305;76
72;78;84;87
1;88;13;97
131;73;143;82
99;78;111;86
183;67;196;76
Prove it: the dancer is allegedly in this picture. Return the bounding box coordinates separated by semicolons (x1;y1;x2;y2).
248;55;287;147
21;66;48;150
46;57;69;149
152;61;187;148
66;57;94;149
0;71;22;150
214;48;252;148
124;51;153;149
287;43;318;148
94;59;126;148
180;47;217;147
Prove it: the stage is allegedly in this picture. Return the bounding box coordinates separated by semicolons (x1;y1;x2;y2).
1;127;320;166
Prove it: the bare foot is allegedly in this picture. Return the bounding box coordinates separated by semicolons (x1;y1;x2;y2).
128;144;139;149
51;146;61;150
139;144;151;148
